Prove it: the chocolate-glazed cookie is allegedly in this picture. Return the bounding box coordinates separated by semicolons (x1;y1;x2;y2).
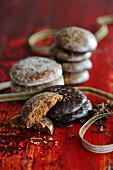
54;100;92;123
50;44;92;62
56;27;97;52
42;85;87;118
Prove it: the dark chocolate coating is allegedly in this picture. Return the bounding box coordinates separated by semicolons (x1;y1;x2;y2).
54;100;92;123
42;85;87;118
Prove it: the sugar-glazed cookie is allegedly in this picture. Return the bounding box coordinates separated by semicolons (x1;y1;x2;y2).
64;70;89;84
56;27;97;52
10;56;62;86
62;59;92;73
11;75;64;92
50;44;92;62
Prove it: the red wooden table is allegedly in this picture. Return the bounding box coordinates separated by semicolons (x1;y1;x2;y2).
0;0;113;170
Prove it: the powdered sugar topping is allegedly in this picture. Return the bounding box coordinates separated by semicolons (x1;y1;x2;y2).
10;56;62;86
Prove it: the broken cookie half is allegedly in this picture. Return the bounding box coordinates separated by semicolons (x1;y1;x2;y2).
21;92;63;128
7;115;54;134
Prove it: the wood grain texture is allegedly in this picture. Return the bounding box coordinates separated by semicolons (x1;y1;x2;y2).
0;0;113;170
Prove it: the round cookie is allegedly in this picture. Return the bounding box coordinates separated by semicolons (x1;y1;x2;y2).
42;85;87;118
64;70;89;84
11;75;64;92
21;92;63;128
62;59;92;73
50;44;92;62
55;100;92;123
10;56;62;86
55;27;98;52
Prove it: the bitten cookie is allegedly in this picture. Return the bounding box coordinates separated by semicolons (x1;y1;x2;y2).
55;27;97;52
10;56;62;86
61;59;92;73
64;70;89;84
50;44;92;62
11;75;64;92
21;92;63;128
42;85;87;118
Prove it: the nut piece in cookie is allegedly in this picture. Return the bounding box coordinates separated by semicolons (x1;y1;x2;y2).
6;115;54;134
21;92;63;128
56;27;98;52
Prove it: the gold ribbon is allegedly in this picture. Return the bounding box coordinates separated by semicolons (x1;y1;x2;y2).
95;15;113;42
76;86;113;154
28;29;57;55
79;113;113;153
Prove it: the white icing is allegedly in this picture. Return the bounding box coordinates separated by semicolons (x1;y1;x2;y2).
10;56;62;86
57;27;98;52
11;75;64;92
62;59;92;72
64;70;89;84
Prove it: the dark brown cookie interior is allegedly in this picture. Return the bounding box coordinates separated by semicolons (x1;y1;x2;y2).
6;115;54;134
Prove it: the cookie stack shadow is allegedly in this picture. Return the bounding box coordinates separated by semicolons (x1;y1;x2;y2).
50;27;98;85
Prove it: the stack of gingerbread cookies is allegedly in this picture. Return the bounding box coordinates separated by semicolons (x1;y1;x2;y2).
10;56;64;92
50;26;98;84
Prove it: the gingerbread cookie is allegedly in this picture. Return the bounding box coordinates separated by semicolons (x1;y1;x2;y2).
11;75;64;92
55;27;97;52
21;92;63;128
42;85;87;118
55;100;92;123
50;44;92;62
62;59;92;73
64;70;89;84
7;115;54;134
10;56;62;86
